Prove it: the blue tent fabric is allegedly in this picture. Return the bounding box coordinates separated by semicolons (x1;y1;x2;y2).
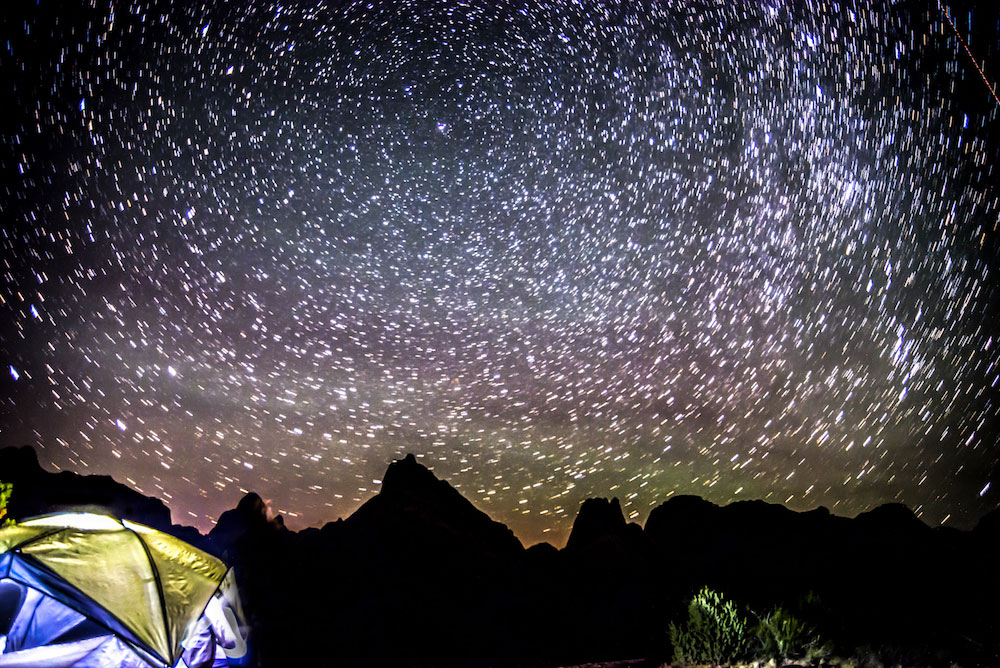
6;588;87;651
0;575;245;668
0;514;249;668
3;552;154;660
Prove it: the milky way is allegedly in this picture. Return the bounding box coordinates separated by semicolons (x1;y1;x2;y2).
2;0;999;545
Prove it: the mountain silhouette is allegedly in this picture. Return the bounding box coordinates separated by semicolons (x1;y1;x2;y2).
2;445;998;667
204;491;287;557
344;452;522;555
0;444;175;531
566;497;642;551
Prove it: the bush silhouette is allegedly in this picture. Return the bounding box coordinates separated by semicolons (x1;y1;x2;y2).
755;606;829;667
668;586;752;666
0;481;11;526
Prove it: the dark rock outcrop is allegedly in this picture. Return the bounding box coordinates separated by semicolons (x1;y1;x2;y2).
204;492;287;558
644;494;719;540
344;452;522;555
973;506;1000;545
0;445;173;531
566;497;627;550
560;497;656;662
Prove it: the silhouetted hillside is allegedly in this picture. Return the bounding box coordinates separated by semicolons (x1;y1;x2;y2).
2;445;998;667
0;445;177;531
345;452;522;554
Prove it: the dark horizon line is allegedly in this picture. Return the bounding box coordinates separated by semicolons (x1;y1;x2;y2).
7;445;995;550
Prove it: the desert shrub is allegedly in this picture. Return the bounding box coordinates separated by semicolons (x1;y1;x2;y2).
0;481;11;526
755;606;829;667
668;586;752;666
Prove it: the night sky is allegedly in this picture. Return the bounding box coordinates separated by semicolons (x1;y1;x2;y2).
2;0;999;546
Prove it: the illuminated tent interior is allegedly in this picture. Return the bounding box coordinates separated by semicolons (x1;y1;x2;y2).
0;513;247;668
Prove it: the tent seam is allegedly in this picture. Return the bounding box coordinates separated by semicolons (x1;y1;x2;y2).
4;526;65;552
130;527;173;668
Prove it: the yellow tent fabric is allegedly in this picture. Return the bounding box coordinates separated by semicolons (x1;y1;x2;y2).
123;520;227;659
0;525;50;554
1;513;228;666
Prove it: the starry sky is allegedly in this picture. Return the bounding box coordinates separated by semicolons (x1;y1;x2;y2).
2;0;999;546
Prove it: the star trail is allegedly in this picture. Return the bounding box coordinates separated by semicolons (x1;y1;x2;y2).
2;0;999;546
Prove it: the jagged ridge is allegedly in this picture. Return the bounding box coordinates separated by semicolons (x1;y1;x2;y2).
2;445;998;667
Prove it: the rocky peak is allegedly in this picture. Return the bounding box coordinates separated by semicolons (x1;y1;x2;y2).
380;452;440;498
210;492;283;537
345;453;523;554
0;445;42;477
644;494;718;540
566;497;628;551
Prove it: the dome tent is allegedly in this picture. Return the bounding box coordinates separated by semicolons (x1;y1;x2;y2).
0;513;247;667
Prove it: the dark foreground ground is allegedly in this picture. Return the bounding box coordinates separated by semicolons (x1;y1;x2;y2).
2;446;999;667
